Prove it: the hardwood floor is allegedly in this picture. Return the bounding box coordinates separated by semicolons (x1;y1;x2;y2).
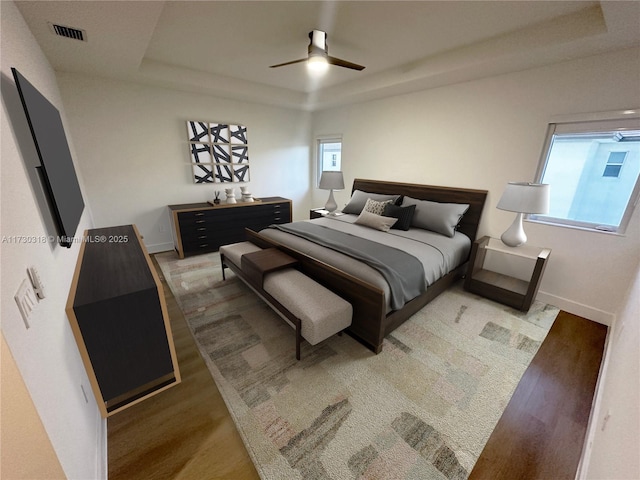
107;257;259;480
470;311;608;479
108;262;607;480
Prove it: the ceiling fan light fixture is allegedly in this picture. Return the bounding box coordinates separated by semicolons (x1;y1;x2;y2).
307;55;329;73
270;29;365;72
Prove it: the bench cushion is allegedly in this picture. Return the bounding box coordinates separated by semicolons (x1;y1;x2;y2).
264;269;352;345
219;241;262;267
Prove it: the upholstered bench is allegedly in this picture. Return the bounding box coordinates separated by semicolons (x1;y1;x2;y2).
219;241;352;359
263;269;352;350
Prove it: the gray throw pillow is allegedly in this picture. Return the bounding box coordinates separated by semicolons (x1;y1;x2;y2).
401;196;469;237
342;190;401;215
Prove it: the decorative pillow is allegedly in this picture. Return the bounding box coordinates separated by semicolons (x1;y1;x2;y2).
342;190;401;215
354;210;397;232
401;196;469;237
362;197;394;216
383;203;416;231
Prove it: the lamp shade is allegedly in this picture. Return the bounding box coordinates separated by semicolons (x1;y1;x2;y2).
497;182;550;214
319;171;344;190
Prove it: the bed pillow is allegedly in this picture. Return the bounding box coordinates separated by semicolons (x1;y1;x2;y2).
354;210;397;232
401;196;469;237
383;203;416;231
342;190;401;215
362;197;394;216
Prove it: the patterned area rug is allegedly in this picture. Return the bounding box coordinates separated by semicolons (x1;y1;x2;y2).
155;251;558;480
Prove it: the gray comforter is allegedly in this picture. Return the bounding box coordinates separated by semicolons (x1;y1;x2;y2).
261;215;471;312
271;222;425;310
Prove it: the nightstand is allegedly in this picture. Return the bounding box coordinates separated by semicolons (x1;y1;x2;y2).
310;208;330;219
464;236;551;311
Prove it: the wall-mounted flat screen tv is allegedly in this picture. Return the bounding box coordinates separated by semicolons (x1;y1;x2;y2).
12;67;85;248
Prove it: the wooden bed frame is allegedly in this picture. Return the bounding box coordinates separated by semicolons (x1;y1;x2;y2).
246;179;488;354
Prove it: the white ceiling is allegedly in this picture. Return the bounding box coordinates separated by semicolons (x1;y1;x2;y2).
14;1;640;111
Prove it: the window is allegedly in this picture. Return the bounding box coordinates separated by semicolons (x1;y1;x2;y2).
316;136;342;186
530;112;640;233
603;151;627;177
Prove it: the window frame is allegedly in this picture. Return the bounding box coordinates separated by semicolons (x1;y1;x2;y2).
315;135;343;187
529;109;640;235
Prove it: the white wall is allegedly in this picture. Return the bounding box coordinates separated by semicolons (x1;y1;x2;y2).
582;265;640;480
56;74;312;253
311;47;640;324
1;334;67;479
1;1;104;478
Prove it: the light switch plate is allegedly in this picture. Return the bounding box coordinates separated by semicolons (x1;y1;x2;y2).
14;278;37;329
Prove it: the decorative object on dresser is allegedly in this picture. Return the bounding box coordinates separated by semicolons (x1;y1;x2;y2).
186;121;249;184
465;236;551;311
497;182;549;247
318;170;345;214
240;186;254;202
168;197;292;258
224;187;237;204
65;225;181;417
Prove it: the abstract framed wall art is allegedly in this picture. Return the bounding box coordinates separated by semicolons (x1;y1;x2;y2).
187;121;250;184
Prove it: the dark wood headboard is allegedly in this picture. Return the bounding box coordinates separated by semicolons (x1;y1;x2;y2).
352;178;488;243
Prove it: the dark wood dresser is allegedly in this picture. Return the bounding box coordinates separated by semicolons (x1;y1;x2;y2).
66;225;180;417
168;196;292;258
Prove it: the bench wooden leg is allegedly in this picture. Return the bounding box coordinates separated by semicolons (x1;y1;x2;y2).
220;254;227;280
295;320;302;361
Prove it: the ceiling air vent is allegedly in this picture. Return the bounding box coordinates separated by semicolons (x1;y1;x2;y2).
49;23;86;41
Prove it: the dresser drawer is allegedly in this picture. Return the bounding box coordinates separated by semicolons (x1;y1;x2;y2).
177;220;218;238
177;211;220;229
181;230;245;253
177;209;219;222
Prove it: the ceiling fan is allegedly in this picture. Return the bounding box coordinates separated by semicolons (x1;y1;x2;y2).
270;30;365;71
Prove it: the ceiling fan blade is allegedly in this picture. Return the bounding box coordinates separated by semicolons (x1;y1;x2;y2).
269;58;308;68
327;56;365;71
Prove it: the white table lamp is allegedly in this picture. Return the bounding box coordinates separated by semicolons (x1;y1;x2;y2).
319;171;344;214
497;182;549;247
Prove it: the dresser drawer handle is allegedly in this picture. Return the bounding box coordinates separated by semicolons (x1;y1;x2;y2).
274;217;281;221
195;220;205;224
194;212;205;216
197;227;206;231
199;244;209;248
198;235;207;239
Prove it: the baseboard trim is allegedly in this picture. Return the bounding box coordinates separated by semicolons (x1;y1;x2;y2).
574;326;614;479
97;413;107;479
146;242;174;254
536;290;614;326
